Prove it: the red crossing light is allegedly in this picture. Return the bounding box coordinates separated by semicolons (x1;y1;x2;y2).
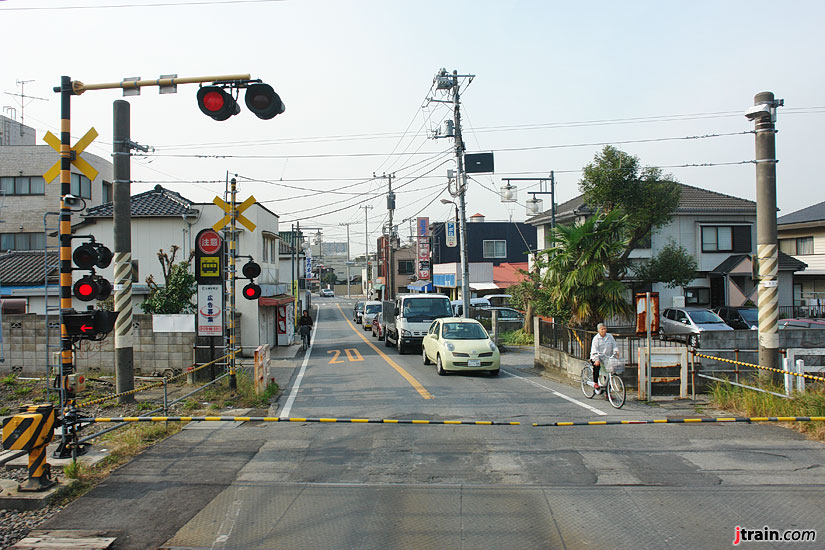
197;86;240;121
242;283;261;300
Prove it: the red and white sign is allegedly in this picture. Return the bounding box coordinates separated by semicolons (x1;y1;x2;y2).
197;230;222;255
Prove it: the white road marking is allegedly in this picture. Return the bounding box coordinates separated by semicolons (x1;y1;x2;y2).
502;368;608;416
280;305;320;419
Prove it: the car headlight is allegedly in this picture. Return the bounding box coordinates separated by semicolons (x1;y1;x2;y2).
445;342;455;352
400;329;411;337
488;341;497;351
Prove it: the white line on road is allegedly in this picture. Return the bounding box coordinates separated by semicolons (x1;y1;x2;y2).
502;368;608;416
280;305;320;419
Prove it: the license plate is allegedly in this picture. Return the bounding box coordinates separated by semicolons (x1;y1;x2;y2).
468;359;481;367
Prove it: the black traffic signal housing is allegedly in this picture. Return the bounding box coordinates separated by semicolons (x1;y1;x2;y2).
72;241;113;302
63;309;119;341
197;86;240;121
241;260;261;300
245;84;285;120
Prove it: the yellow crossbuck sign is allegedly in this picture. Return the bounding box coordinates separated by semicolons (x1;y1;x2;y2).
212;195;257;232
42;128;99;183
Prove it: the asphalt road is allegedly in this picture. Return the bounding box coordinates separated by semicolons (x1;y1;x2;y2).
42;299;825;549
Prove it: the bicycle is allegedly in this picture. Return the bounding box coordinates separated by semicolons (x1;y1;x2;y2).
299;325;311;351
580;356;626;409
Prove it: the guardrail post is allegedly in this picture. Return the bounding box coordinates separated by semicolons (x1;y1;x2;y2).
795;359;805;393
782;357;792;396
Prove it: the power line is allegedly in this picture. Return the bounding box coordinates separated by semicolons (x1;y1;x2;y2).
0;0;285;11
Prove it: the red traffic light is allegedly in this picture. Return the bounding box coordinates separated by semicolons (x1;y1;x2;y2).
197;86;240;121
245;84;285;120
242;283;261;300
73;276;99;301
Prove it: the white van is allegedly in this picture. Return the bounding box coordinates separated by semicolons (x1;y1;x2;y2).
450;297;491;317
383;293;452;354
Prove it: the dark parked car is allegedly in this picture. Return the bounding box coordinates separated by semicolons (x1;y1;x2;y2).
714;306;758;330
778;318;825;329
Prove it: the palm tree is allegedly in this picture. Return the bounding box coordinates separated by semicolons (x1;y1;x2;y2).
544;209;633;329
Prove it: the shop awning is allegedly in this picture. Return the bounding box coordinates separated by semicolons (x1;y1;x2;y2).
373;283;385;290
259;294;295;307
469;282;501;291
407;280;434;292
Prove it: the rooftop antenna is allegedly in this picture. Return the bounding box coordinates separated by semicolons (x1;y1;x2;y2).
2;79;48;130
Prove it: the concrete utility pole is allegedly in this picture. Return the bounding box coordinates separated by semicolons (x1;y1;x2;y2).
360;205;373;297
747;92;783;376
384;173;396;300
112;100;135;403
339;222;353;298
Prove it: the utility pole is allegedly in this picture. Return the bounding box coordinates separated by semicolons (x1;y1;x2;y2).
339;222;353;298
746;92;783;377
360;205;373;297
432;68;474;318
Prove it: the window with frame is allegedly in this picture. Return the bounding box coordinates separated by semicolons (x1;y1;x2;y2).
483;240;507;258
0;232;46;251
71;173;92;199
779;236;814;256
397;260;415;275
685;287;711;305
102;181;113;203
701;225;751;253
0;176;46;196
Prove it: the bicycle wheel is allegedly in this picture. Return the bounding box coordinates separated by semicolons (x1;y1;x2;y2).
580;365;595;399
607;374;626;409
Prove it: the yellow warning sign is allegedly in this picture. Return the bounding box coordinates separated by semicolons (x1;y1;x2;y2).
42;128;99;183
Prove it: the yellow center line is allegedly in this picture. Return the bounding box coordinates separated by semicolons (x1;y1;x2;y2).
336;303;433;400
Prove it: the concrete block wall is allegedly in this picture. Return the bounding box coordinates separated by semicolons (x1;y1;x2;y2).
0;313;245;377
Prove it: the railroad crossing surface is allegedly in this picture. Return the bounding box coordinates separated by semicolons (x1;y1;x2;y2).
33;300;825;549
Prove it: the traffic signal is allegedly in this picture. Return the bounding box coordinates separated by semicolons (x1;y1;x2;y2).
197;86;240;121
242;283;261;300
241;260;261;300
73;242;112;269
63;309;119;341
245;84;285;120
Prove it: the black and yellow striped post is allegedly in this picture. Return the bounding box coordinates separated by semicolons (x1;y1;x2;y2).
58;76;75;404
1;404;59;491
228;177;238;390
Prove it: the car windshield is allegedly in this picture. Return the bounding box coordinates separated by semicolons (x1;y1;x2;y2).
403;298;452;321
442;322;488;340
739;309;758;324
365;304;381;315
689;310;725;324
356;303;364;312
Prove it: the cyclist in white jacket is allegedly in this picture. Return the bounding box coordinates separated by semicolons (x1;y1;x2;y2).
589;322;617;391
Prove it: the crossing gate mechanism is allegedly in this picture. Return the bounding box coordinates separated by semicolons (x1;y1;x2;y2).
1;404;59;491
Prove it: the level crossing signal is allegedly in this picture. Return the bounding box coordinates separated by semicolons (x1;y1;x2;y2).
241;260;261;300
62;309;119;341
197;83;285;121
72;242;113;302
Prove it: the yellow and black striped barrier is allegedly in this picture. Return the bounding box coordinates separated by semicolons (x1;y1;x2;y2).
78;416;522;425
694;352;825;383
74;415;825;427
533;416;825;427
79;352;236;407
1;404;58;491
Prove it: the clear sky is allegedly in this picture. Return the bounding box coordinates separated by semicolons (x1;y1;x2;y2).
2;0;823;251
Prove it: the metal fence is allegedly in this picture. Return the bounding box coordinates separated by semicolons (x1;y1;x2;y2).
779;305;825;319
538;320;686;369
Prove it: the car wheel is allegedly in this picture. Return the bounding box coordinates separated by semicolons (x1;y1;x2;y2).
384;333;392;347
489;369;499;377
688;334;699;348
658;327;666;341
397;337;405;355
436;354;446;376
422;347;431;365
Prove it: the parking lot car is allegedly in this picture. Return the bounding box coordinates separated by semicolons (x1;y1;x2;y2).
363;301;382;330
372;312;384;340
320;288;334;297
421;317;500;376
778;318;825;329
714;306;758;330
659;307;733;347
353;301;365;324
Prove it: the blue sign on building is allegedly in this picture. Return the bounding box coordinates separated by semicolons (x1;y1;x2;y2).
434;273;456;288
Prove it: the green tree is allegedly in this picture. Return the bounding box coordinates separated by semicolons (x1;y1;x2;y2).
633;240;698;290
140;246;197;314
544;209;633;329
579;145;681;275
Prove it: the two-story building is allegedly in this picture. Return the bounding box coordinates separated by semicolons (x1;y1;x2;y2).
527;183;802;310
778;200;825;316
